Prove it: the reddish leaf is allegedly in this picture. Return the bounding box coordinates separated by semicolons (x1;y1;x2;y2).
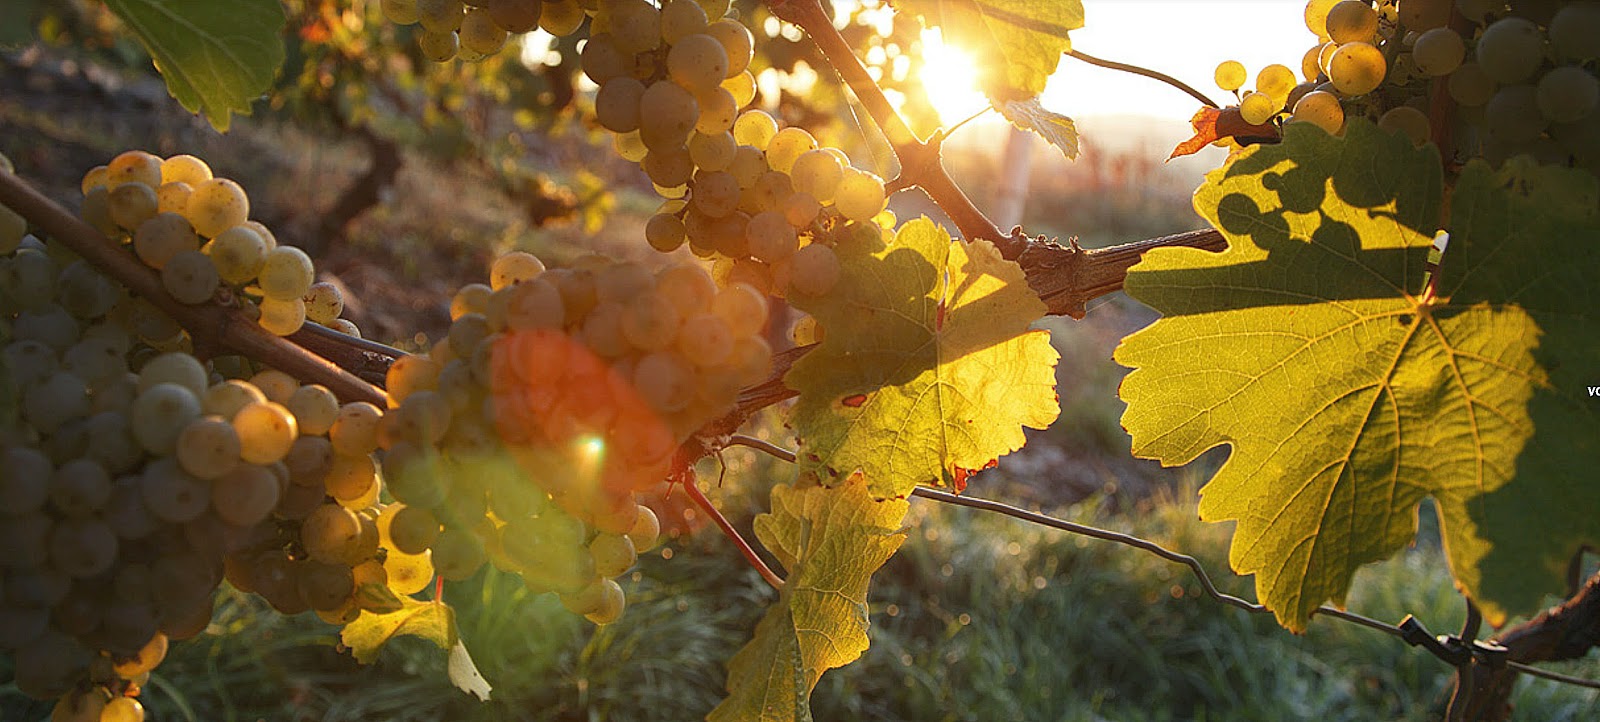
1169;106;1281;160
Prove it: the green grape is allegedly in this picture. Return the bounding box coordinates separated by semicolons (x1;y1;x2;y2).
656;264;716;317
581;34;631;84
1455;0;1502;24
64;338;126;389
257;246;314;301
746;210;797;262
764;127;817;174
1215;60;1247;91
695;87;738;136
503;277;565;329
491;252;546;292
210;463;280;527
705;19;752;78
206;224;268;283
691;170;741;217
184;178;249;238
80;186;118;236
303;281;344;324
417;28;460;62
1398;0;1450;31
539;0;584;35
48;518;118;577
1413;28;1466;77
382;0;421;24
416;0;464;33
1324;1;1377;44
199;379;262;419
233;401;298;465
595;78;643;134
138;352;208;397
1378;106;1432;146
789;149;843;202
643;145;695;187
1476;17;1545;84
156;181;193;214
160;250;219;305
667;33;730;95
108;183;159;232
107;150;163;188
589;533;637;577
302;503;365;565
285;383;339;436
1304;0;1339;37
324;452;377;501
621;292;682;350
131;382;200;454
252;369;300;403
1448;61;1497;106
139;457;210;523
638;81;700;151
674;312;733;366
688;130;736;171
485;0;542;34
49;458;110;518
632;350;695;412
132;213;198;270
1301;44;1326;82
584;579;626;624
257;296;306;337
834;167;887;221
451;282;492;318
101;697;146;722
331;401;384;456
51;687;109;721
1485;84;1547;143
625;504;661;551
431;527;488;581
14;304;78;353
1328;41;1386;96
722;70;756;108
389;504;442;555
1536;66;1599;123
660;0;708;44
175;416;241;480
788;242;841;297
460;7;508;55
159;154;210;185
1550;2;1600;61
732;110;777;150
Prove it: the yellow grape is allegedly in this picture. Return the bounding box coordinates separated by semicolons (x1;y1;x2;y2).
1328;41;1386;96
1239;91;1278;125
1290;90;1345;134
1215;60;1247;92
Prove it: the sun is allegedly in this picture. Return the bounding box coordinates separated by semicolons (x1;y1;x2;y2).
915;27;990;126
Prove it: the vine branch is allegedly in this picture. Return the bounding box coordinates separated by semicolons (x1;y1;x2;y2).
681;475;786;591
0;171;391;408
1066;49;1220;110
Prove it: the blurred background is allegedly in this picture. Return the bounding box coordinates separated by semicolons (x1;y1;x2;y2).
2;0;1596;719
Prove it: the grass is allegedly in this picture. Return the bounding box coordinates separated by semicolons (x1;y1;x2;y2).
6;484;1593;721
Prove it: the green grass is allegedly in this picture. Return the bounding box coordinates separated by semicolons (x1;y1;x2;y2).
6;486;1592;721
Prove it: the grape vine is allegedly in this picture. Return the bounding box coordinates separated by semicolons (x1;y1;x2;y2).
2;1;1598;720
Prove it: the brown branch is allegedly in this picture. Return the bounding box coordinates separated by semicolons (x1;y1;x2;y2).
682;475;785;591
1463;568;1600;721
768;0;1008;252
0;170;391;408
1018;228;1228;318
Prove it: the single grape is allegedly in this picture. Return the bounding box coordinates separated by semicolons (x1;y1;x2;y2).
303;281;345;324
1448;62;1498;106
1398;0;1450;30
484;0;541;33
1486;84;1548;142
185;178;250;238
157;181;193;214
161;154;212;185
834;168;887;221
1476;17;1546;84
1328;41;1387;96
460;7;508;55
176;416;242;480
257;246;315;301
705;19;753;77
257;296;307;337
1536;66;1599;123
382;0;422;24
660;0;708;43
789;243;842;297
667;33;730;96
161;250;220;305
131;382;201;454
1304;0;1339;37
417;28;460;62
1324;1;1377;44
1215;60;1247;91
1413;28;1466;77
638;81;700;151
417;0;465;33
210;463;280;527
1550;2;1600;61
233;401;298;465
1378;105;1432;146
108;183;159;232
107;150;163;188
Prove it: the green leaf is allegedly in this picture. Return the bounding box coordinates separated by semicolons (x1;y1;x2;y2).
785;218;1060;499
895;0;1084;98
341;596;458;664
103;0;285;132
709;475;910;722
0;0;42;48
995;97;1079;160
1115;120;1600;630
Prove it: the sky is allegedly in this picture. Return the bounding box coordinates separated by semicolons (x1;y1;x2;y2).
919;0;1319;124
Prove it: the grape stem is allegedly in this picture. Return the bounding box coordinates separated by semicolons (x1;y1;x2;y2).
0;170;392;408
727;435;798;463
1066;50;1220;109
681;475;786;591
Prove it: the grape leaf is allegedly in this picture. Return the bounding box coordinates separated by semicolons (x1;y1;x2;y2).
1115;120;1600;630
104;0;285;132
341;596;457;664
448;640;493;701
894;0;1083;98
995;97;1079;160
709;475;910;722
785;218;1059;499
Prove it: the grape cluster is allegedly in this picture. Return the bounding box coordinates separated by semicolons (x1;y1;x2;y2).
388;0;894;302
381;0;590;62
1213;1;1599;177
374;250;767;621
76;150;357;340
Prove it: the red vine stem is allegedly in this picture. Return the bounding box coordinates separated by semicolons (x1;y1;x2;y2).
682;475;786;591
0;171;391;408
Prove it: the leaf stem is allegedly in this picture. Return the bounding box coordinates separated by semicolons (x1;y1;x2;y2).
1066;49;1220;110
0;169;391;407
728;435;799;463
682;475;786;591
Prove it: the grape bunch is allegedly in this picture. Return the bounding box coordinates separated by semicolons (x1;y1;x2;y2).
380;0;594;62
76;150;357;340
373;250;768;622
1212;1;1599;178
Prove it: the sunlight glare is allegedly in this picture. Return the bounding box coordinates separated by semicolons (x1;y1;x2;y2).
916;27;989;126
